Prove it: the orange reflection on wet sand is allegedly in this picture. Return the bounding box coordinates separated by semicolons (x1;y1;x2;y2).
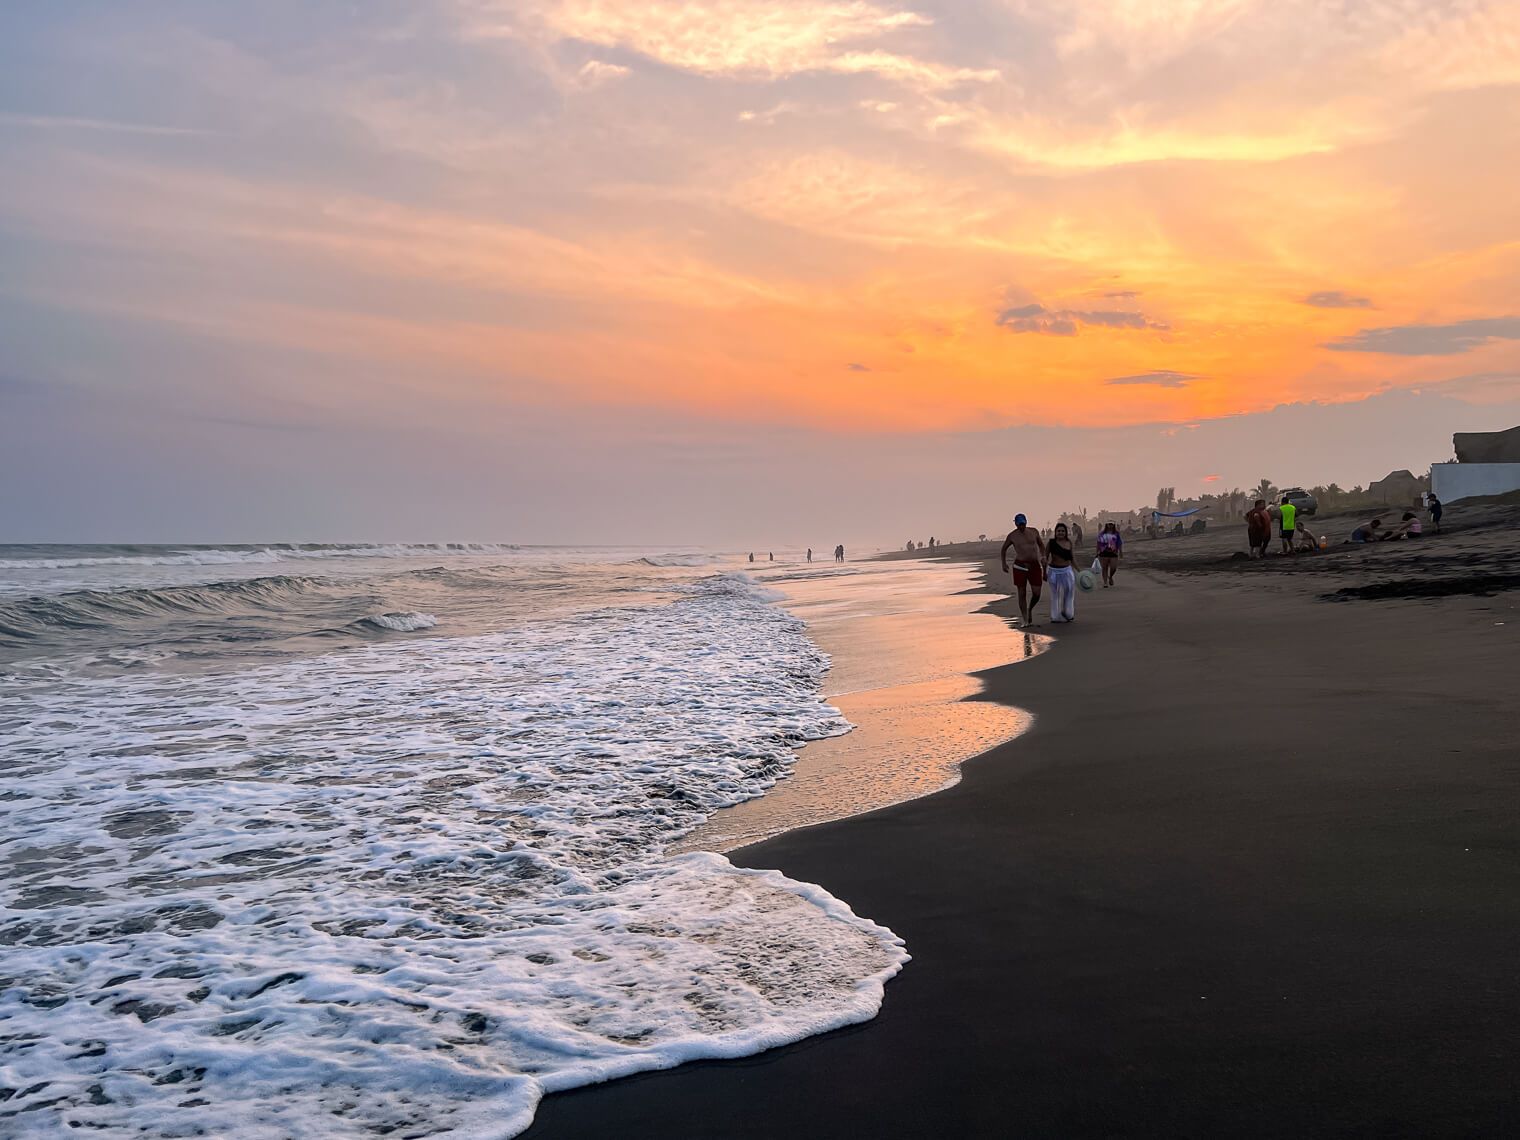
678;561;1047;854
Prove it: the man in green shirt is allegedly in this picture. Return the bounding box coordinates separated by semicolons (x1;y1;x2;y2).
1279;496;1298;555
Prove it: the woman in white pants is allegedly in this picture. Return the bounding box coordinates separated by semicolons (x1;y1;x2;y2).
1044;522;1077;623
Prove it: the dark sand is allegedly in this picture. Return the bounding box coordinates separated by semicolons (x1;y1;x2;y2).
526;509;1520;1138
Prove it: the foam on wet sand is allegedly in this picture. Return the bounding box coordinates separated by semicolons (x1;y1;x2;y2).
0;567;907;1137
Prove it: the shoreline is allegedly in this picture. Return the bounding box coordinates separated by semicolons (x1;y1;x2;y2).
525;538;1519;1138
681;560;1045;854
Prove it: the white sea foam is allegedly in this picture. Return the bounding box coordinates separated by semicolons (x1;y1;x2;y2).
359;610;439;632
0;576;904;1137
699;570;787;603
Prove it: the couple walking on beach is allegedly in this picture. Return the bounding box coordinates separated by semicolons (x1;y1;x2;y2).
1001;516;1123;627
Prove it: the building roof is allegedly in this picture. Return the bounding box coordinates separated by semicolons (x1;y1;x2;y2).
1453;425;1520;464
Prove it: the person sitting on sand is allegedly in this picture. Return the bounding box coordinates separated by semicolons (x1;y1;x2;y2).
1000;514;1047;627
1096;521;1122;585
1386;512;1424;540
1246;499;1272;559
1293;520;1319;552
1350;519;1383;543
1043;522;1077;624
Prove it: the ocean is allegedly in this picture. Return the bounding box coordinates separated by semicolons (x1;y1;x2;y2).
0;544;908;1138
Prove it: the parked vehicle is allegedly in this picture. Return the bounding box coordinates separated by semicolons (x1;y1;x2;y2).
1282;487;1318;516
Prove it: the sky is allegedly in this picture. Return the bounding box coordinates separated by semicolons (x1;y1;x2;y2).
1;0;1518;546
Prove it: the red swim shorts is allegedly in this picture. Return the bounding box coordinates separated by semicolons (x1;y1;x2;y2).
1011;562;1043;589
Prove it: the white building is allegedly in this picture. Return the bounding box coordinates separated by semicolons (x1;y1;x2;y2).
1430;425;1520;502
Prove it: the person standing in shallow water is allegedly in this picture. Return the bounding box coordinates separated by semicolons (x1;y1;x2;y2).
1044;522;1077;624
1000;514;1046;627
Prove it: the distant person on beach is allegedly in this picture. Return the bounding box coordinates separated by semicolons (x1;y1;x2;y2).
1350;519;1383;543
768;552;774;561
834;544;845;563
1428;493;1443;532
1044;523;1077;623
807;548;813;562
1246;499;1271;559
748;552;755;562
1279;496;1298;555
1000;514;1047;627
1073;523;1084;548
1096;521;1122;586
1387;512;1424;540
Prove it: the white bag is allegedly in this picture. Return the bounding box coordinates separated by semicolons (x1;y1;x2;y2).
1091;557;1102;573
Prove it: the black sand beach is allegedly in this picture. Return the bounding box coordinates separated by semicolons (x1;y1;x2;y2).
526;513;1520;1138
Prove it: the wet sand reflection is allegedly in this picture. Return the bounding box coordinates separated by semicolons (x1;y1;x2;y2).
680;562;1048;854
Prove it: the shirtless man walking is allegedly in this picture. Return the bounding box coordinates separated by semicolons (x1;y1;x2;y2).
1000;513;1047;627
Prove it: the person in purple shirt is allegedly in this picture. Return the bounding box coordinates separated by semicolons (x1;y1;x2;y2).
1096;521;1123;587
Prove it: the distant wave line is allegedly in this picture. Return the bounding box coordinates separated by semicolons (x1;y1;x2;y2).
0;543;523;570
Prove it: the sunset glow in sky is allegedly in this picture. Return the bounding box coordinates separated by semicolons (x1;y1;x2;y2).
3;2;1518;542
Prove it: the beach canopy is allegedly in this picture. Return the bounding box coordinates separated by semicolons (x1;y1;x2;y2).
1151;508;1202;520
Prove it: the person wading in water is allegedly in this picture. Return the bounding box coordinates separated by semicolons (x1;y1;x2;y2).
1000;514;1046;627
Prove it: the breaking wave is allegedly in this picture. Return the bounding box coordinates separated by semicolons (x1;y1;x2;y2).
0;543;522;571
634;553;721;567
0;576;320;642
355;611;439;633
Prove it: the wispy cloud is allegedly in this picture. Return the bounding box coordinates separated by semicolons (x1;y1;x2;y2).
1304;290;1372;308
846;362;871;372
576;60;631;86
997;302;1168;336
1325;317;1520;356
0;111;209;136
1425;371;1520;403
1105;371;1197;388
476;1;988;90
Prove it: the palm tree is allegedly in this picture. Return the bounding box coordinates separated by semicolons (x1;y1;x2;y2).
1253;477;1277;505
1155;487;1176;512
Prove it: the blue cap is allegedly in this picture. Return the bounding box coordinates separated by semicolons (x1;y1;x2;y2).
1014;513;1027;526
